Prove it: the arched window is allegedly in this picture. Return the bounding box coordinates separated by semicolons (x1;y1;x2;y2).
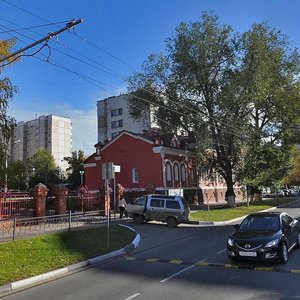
166;162;172;181
181;164;186;182
174;163;179;181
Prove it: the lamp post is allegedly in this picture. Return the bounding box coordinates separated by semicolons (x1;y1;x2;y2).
79;170;84;184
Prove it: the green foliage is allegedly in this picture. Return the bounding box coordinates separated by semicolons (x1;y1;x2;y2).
0;39;17;140
239;22;300;188
64;150;86;186
0;39;18;189
127;12;300;193
7;160;27;190
283;147;300;186
27;149;60;188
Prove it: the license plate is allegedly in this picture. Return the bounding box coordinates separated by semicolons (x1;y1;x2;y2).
239;251;257;257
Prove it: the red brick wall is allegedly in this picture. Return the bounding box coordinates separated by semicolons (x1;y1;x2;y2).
85;134;162;190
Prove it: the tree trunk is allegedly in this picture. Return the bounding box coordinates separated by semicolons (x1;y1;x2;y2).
224;168;236;207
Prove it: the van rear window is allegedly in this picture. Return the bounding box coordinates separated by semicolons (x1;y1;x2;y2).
166;200;180;209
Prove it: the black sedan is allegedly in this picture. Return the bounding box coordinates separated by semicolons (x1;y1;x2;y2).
227;212;300;263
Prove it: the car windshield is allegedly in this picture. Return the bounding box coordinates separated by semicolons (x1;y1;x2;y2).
132;197;146;206
239;215;280;231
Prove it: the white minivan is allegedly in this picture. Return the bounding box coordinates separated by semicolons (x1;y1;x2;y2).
125;194;190;227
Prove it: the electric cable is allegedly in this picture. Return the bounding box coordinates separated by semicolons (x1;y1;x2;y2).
0;6;247;140
0;0;247;137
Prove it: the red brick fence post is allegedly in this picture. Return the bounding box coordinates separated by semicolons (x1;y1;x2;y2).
32;183;49;218
54;184;68;215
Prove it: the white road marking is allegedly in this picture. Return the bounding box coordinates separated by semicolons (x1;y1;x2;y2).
160;265;195;283
123;293;140;300
217;248;227;254
160;258;207;283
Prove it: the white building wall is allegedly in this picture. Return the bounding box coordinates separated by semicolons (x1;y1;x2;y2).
9;115;72;171
97;94;151;142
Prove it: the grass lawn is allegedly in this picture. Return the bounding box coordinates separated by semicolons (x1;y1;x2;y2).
0;225;135;286
190;197;299;222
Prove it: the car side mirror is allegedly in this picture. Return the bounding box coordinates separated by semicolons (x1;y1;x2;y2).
283;224;291;230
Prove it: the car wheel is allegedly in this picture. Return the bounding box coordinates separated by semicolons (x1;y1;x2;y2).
279;242;289;264
167;217;177;228
133;214;144;224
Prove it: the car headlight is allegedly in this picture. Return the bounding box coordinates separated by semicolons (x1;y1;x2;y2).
265;239;280;248
227;237;234;246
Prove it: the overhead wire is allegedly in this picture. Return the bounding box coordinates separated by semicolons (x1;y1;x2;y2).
0;0;247;137
0;0;246;139
0;20;73;34
0;1;247;140
72;32;247;139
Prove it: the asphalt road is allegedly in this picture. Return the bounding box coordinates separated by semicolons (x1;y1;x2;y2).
2;201;300;300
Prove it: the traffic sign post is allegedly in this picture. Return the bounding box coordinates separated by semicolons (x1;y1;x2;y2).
102;162;114;248
113;165;121;211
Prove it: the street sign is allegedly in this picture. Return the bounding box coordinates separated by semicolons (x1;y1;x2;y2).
102;162;114;180
114;165;121;172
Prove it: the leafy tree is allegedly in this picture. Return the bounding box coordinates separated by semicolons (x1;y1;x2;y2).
0;38;18;189
282;147;300;186
7;160;27;190
64;150;85;186
127;12;300;205
240;23;300;188
27;149;60;188
128;12;247;204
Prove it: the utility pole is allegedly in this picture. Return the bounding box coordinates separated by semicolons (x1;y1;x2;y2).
0;19;83;64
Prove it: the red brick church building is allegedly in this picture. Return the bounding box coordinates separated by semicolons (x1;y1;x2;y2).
83;130;200;203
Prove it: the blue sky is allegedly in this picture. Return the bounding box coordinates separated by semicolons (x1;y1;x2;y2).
1;0;300;156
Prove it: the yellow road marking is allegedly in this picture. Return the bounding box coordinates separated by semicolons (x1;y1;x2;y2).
195;261;209;266
169;259;184;265
145;258;159;263
224;264;239;269
255;267;274;272
125;256;300;274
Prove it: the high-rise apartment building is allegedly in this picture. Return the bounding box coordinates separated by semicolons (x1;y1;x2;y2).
97;94;152;142
9;115;72;171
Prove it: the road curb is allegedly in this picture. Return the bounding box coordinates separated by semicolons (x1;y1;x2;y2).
189;205;281;226
0;224;140;295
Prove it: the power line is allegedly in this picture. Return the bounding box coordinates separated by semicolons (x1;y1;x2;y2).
1;42;49;67
0;1;246;139
72;32;247;137
0;19;83;64
0;0;52;24
0;19;73;34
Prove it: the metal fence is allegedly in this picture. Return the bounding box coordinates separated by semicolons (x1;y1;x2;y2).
0;193;32;219
0;210;118;242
